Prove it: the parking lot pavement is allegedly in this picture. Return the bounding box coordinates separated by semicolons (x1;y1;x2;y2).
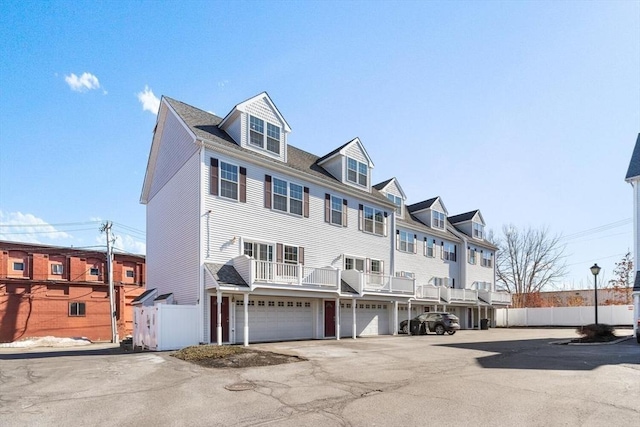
1;328;638;427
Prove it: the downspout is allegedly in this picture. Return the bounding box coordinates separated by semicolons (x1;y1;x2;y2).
390;211;396;275
198;141;206;343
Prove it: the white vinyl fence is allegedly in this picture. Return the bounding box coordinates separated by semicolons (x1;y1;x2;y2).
496;305;634;327
133;305;200;351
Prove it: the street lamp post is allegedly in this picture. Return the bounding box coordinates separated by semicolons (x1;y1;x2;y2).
590;263;601;325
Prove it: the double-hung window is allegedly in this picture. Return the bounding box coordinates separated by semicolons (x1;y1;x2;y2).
331;196;343;225
443;242;456;261
244;242;274;262
482;251;493;268
250;115;281;155
364;206;384;235
284;245;298;265
344;256;365;272
273;178;303;215
69;302;86;317
387;194;402;215
432;211;445;229
347;157;368;186
468;248;477;265
425;238;435;258
473;222;484;239
219;161;238;200
370;259;383;274
399;230;414;253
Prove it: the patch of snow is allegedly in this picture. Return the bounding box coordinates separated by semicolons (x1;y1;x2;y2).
0;336;92;348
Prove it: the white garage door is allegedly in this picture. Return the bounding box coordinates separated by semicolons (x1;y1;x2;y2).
235;297;313;343
340;301;390;336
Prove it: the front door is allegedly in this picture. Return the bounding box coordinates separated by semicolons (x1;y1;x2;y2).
324;300;336;337
211;296;230;343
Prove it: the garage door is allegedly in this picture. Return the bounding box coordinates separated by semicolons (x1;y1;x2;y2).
235;297;313;343
340;301;390;337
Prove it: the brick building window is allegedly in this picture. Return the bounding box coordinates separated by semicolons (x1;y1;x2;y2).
51;264;64;275
13;262;24;271
69;302;86;317
126;270;135;278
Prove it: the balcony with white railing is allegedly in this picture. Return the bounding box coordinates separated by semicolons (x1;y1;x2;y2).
362;273;415;295
441;287;478;303
415;284;441;302
241;258;339;291
478;289;512;305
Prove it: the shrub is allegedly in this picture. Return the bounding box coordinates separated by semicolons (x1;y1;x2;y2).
576;324;615;340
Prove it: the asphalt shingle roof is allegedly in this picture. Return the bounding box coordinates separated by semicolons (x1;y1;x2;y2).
205;263;248;287
164;97;391;205
448;210;478;224
406;198;438;213
372;178;393;191
625;133;640;180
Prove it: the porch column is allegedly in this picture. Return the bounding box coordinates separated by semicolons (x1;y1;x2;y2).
335;298;340;341
393;301;399;335
216;290;223;345
352;298;357;339
477;305;481;330
407;301;412;336
485;306;489;327
243;293;249;346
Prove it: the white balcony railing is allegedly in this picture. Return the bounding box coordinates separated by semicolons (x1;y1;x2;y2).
362;273;414;294
478;289;511;305
251;260;339;289
415;284;440;301
442;287;478;303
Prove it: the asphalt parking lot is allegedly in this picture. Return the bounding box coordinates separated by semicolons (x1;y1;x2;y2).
1;328;638;426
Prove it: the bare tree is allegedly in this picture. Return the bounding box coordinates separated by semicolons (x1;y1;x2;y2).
606;251;633;304
493;225;568;307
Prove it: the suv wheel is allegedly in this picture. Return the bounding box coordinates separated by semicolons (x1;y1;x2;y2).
435;324;445;335
401;325;408;334
447;330;456;335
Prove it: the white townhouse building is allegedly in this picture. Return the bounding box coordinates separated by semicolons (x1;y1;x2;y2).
140;92;511;346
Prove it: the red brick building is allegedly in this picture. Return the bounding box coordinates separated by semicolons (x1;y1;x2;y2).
0;241;146;342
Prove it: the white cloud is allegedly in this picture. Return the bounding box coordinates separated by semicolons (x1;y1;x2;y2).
65;72;101;92
137;85;160;114
0;211;72;244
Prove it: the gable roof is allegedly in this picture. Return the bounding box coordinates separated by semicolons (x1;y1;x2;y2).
625;133;640;181
218;91;291;132
449;210;483;225
407;197;438;213
373;177;407;199
161;97;392;207
316;137;375;168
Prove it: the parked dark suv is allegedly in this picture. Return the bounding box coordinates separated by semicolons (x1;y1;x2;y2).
399;312;461;335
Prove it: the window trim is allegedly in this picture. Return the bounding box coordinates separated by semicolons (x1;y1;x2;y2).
482;251;493;268
125;270;135;278
468;247;477;265
344;255;366;272
362;205;385;236
473;222;484;239
432;210;445;229
442;242;456;262
69;301;86;317
249;114;281;155
51;264;64;275
89;267;100;276
330;195;344;226
270;175;307;217
397;230;415;253
13;261;25;271
424;238;436;258
346;157;368;187
243;240;274;262
219;160;240;201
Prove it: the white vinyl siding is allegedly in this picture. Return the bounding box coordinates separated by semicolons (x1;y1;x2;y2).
202;148;390;273
147;152;201;305
466;244;494;287
148;108;199;201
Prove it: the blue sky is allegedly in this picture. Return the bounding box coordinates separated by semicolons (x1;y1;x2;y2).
0;1;638;289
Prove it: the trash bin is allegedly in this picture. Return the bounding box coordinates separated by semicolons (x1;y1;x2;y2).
480;319;489;330
410;322;422;335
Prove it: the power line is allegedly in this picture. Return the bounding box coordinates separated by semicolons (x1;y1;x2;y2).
559;218;632;242
0;227;99;235
0;221;101;228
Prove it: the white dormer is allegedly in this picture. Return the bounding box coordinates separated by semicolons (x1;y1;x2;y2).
218;92;291;163
407;197;448;229
373;177;407;218
448;210;486;240
317;137;374;192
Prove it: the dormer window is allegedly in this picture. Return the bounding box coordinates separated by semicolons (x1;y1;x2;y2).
347;157;367;187
432;211;445;229
387;194;402;215
473;222;484;239
249;115;280;155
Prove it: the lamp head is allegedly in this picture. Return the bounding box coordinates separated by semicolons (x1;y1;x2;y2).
590;263;601;276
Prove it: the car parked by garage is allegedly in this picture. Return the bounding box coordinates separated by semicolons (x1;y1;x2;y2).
399;312;461;335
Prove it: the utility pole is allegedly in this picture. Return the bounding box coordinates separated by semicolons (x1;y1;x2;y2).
101;221;118;343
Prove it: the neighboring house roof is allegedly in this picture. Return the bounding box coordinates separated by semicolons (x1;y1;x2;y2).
406;197;438;213
0;240;146;260
132;288;157;304
154;293;173;301
625;133;640;181
205;263;249;287
448;210;479;224
162;97;392;207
